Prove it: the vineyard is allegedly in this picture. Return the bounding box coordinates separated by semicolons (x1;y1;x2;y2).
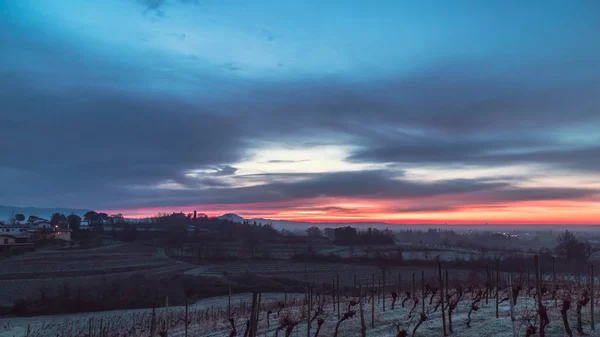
2;255;600;337
0;243;193;307
184;261;472;288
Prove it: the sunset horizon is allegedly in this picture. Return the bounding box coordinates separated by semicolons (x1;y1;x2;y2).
99;198;600;225
3;0;599;226
3;2;600;333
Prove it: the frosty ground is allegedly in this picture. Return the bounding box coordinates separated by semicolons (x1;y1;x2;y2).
2;291;600;337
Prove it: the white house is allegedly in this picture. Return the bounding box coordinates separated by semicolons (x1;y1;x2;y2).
0;226;29;235
0;232;35;253
55;228;72;241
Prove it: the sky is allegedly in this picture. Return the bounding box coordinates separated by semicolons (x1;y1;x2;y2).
1;0;600;224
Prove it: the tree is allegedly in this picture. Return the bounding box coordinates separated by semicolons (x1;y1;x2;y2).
98;213;109;223
324;228;335;240
306;226;323;237
27;215;39;225
84;211;100;224
396;247;404;261
333;226;358;245
51;213;67;227
556;230;591;261
67;214;82;231
109;213;124;224
14;214;25;224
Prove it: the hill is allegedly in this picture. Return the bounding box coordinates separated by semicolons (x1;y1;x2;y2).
0;205;92;222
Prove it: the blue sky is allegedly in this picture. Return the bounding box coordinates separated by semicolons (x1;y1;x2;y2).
1;0;599;223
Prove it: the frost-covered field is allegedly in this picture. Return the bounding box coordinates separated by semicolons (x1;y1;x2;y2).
3;290;600;337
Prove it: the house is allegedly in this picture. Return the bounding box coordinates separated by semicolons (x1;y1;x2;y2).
0;234;15;246
0;222;73;254
27;222;72;241
54;228;72;241
0;222;73;242
0;225;29;235
0;232;35;254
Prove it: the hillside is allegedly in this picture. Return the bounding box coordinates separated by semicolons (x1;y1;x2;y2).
0;205;92;222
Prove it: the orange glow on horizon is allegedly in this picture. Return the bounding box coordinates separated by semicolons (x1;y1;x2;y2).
98;197;600;225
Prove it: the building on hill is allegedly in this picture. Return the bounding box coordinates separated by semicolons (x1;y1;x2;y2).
0;230;35;254
0;222;71;254
0;225;29;235
54;228;72;241
0;222;72;242
28;221;72;241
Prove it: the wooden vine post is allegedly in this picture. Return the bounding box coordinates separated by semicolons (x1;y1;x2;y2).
165;296;169;337
382;270;386;312
445;269;449;297
507;275;517;337
255;293;262;337
249;292;257;337
496;258;500;319
553;256;557;308
228;285;232;318
534;255;546;337
378;276;381;304
527;268;530;296
359;285;367;337
412;273;416;299
372;273;375;328
337;273;341;319
306;284;312;337
397;273;401;296
592;264;595;330
150;300;157;337
332;276;336;312
438;260;447;336
184;299;189;337
421;270;425;312
304;264;307;284
486;264;489;304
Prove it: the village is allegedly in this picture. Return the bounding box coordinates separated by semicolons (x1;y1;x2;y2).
0;214;73;255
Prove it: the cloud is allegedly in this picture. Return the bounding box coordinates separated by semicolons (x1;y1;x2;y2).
212;165;238;176
248;171;504;200
140;0;166;10
2;0;599;216
395;205;457;213
81;168;600;212
465;187;599;203
139;0;198;10
348;136;548;164
266;160;309;164
3;54;599;209
0;76;250;208
236;62;599;137
349;138;600;172
87;170;509;209
496;147;600;172
221;63;242;72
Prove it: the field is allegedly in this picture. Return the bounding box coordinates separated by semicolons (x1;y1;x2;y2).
3;280;600;337
0;243;193;307
1;239;598;336
185;261;474;288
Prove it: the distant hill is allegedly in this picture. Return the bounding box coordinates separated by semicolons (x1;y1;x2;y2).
0;205;92;222
215;214;600;233
217;213;397;232
218;213;245;223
